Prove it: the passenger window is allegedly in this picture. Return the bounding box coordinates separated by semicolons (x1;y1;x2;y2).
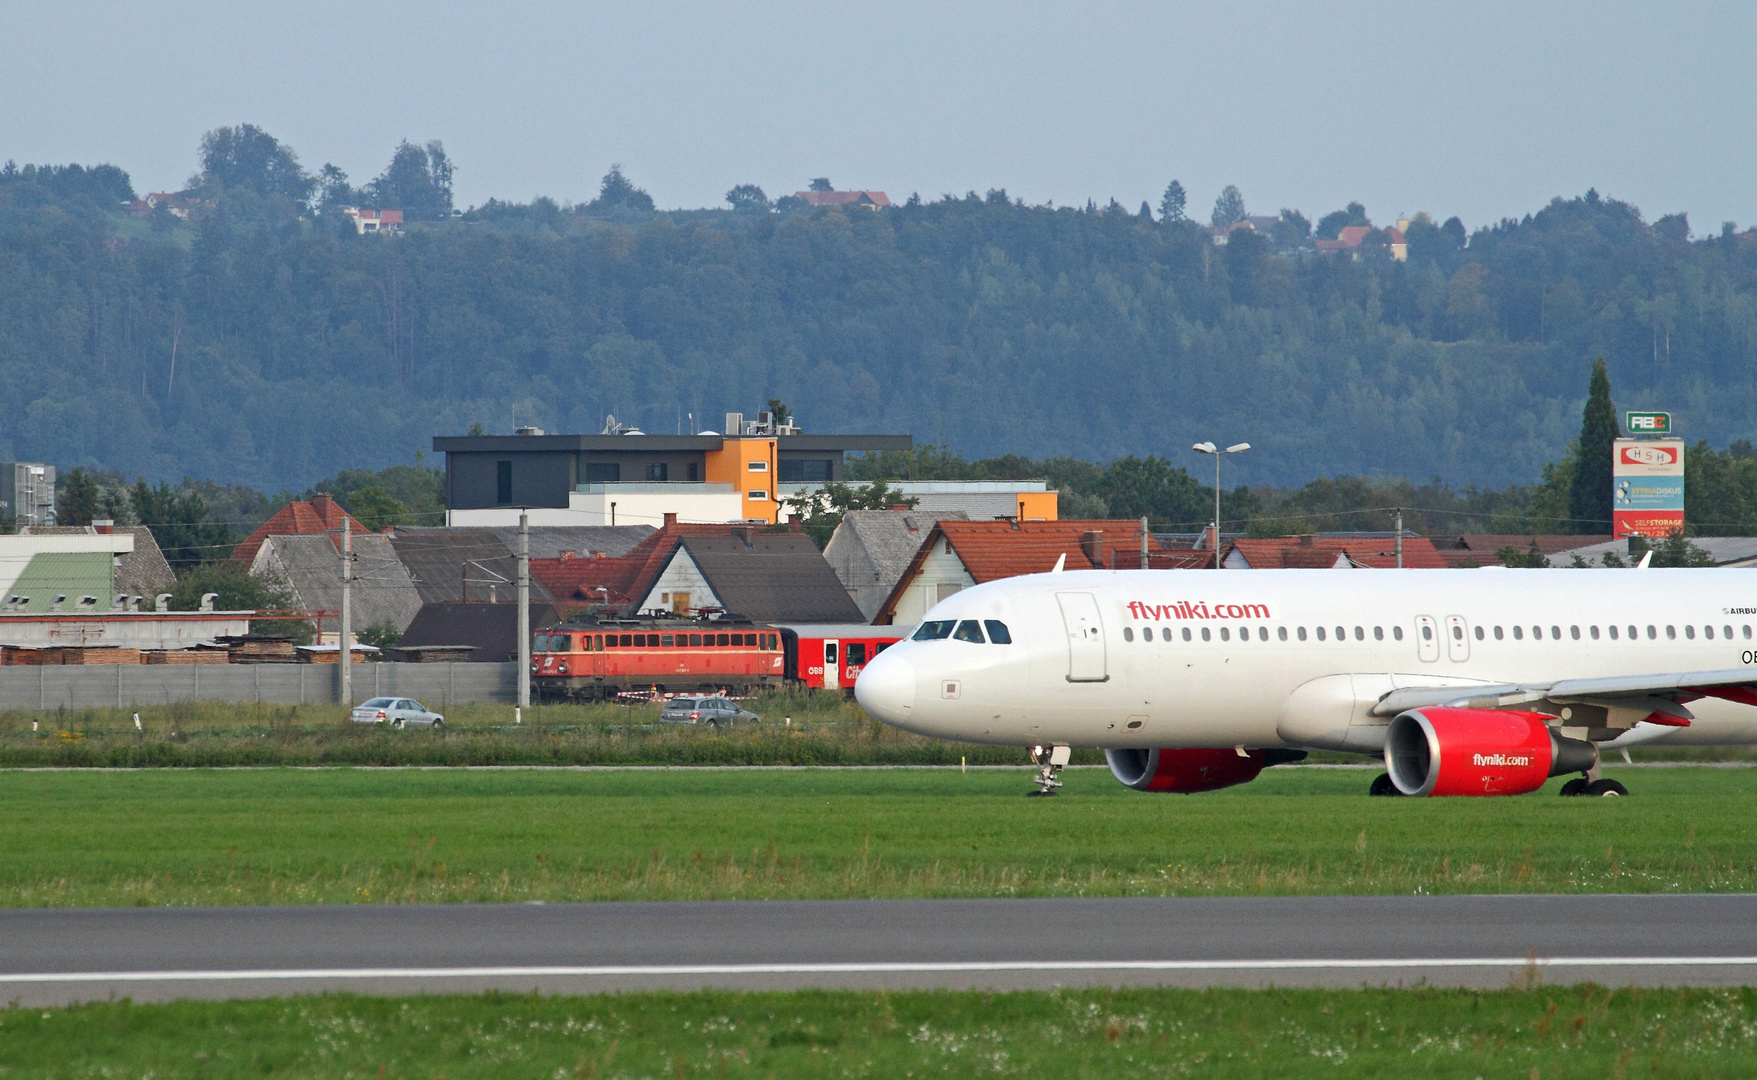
1182;627;1192;642
1746;626;1753;639
1666;625;1677;640
1420;625;1432;641
1451;625;1462;641
1570;626;1581;640
1335;626;1346;641
661;634;674;647
1628;626;1638;640
1647;625;1657;639
1258;626;1268;641
1393;626;1404;641
984;620;1012;644
1589;626;1599;640
1724;625;1734;639
1316;626;1327;641
689;634;702;646
847;643;867;665
1278;626;1288;641
717;634;730;646
1493;626;1504;640
1376;626;1386;641
913;621;956;641
1220;627;1231;641
1513;626;1524;640
1297;627;1307;641
1550;626;1560;640
1533;626;1542;640
1472;625;1483;641
1201;627;1211;641
1686;625;1696;640
1608;625;1618;640
1123;627;1135;642
952;620;986;643
1354;626;1365;641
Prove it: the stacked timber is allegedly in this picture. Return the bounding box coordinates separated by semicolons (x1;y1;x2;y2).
213;635;298;664
0;646;64;665
60;647;142;665
141;649;231;665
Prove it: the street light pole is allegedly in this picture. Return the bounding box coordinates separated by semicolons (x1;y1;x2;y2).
1192;441;1250;569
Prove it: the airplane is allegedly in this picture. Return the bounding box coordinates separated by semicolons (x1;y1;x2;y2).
853;564;1757;797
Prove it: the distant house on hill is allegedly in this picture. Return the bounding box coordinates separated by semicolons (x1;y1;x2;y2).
125;191;200;219
1314;224;1407;261
795;189;892;209
342;208;403;234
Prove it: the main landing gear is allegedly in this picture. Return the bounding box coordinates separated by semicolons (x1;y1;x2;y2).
1559;767;1628;797
1369;773;1401;796
1029;744;1070;796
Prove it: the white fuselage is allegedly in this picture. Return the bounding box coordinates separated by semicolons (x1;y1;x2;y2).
852;568;1757;751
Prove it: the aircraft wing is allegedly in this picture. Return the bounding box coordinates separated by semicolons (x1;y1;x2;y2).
1370;667;1757;728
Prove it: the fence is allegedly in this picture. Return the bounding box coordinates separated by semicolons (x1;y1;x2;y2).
0;662;518;711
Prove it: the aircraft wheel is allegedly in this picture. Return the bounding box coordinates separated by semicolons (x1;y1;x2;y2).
1368;772;1401;796
1585;779;1628;797
1558;777;1588;797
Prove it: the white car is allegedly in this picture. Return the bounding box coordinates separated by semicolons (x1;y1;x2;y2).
350;697;445;729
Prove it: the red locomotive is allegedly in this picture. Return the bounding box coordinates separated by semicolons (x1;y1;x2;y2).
532;616;784;700
531;618;907;700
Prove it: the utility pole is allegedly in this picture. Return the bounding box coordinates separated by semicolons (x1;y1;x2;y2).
1391;507;1404;569
339;515;352;705
517;510;530;709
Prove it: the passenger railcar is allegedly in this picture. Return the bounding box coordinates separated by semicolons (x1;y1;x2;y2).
776;624;907;691
531;617;784;700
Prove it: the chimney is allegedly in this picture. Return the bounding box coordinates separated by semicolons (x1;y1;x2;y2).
663;512;678;529
559;550;576;562
312;493;335;516
92;519;114;534
1299;534;1315;546
1081;529;1103;567
731;524;755;548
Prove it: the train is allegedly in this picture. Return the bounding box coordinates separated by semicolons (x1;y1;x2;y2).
530;616;906;700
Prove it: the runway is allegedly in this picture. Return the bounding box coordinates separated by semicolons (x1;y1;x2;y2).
4;895;1756;1005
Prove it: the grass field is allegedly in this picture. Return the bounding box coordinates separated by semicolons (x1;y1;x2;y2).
0;765;1751;906
0;691;1086;768
2;984;1752;1078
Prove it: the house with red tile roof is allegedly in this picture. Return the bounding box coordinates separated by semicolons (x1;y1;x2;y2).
1314;224;1407;260
527;514;755;616
1222;535;1447;569
875;520;1210;626
231;494;364;565
794;189;891;209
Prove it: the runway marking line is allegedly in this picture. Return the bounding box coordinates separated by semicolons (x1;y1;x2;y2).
5;958;1757;983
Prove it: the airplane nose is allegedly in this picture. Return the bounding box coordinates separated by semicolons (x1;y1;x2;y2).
855;652;916;721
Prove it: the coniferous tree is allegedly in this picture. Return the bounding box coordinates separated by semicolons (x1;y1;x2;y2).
1158;180;1187;222
57;468;100;526
1210;185;1247;227
1566;357;1619;534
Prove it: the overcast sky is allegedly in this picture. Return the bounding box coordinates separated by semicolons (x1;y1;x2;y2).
5;1;1753;234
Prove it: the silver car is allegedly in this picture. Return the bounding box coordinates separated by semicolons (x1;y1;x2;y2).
659;696;759;726
350;697;446;729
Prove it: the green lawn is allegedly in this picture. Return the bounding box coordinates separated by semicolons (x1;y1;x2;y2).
0;766;1750;906
2;984;1752;1078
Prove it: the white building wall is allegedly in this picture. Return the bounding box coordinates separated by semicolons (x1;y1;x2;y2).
634;551;722;615
888;540;977;626
449;489;748;528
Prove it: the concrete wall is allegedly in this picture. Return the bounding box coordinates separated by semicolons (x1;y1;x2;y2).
0;661;517;711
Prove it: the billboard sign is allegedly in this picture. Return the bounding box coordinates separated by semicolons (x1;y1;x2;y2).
1626;411;1672;434
1612;438;1684;538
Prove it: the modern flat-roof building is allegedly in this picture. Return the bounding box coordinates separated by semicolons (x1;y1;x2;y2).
0;463;55;527
433;412;911;528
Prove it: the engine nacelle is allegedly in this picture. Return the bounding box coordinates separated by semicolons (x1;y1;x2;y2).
1106;747;1304;793
1385;707;1599;797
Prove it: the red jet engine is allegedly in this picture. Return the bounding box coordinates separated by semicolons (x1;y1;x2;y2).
1106;747;1305;793
1385;707;1598;796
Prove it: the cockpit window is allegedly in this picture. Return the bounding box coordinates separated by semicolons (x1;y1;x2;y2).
913;620;956;641
952;620;987;643
984;620;1012;644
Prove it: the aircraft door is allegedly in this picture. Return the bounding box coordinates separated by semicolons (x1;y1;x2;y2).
1414;616;1440;663
1445;615;1470;662
1056;592;1109;682
822;640;840;690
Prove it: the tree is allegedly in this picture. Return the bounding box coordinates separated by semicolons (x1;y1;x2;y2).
196;124;315;203
783;480;918;548
766;399;791;426
809;178;833;192
315;163;354;209
1093;456;1209;525
725;184;770;214
357;620;403;650
1566;357;1618;534
131;481;235;571
1210;185;1247;228
168;561;310;642
1440;216;1467;247
586;165;654;214
1630;531;1714;567
57;467;101;527
1139;201;1153;220
342;486;412;531
364;140;454;220
1158;180;1187;222
1274;208;1311;248
1223;228;1269;306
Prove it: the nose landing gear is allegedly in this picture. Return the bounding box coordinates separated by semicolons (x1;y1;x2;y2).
1029;744;1070;796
